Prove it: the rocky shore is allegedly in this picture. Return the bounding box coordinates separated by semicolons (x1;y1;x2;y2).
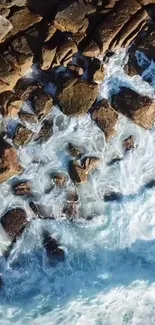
0;0;155;279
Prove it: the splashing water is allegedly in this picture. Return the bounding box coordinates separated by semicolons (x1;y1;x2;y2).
0;50;155;324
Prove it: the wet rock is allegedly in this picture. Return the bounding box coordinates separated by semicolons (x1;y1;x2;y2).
62;201;79;220
0;138;23;183
0;91;22;118
53;37;77;67
111;87;155;129
0;15;12;42
107;156;123;166
93;63;105;83
34;119;53;143
5;7;42;39
18;112;38;123
13;125;33;146
82;40;100;58
124;53;143;77
123;135;134;151
40;46;57;70
43;231;65;262
69;160;88;184
66;190;79;202
52;173;67;188
1;208;28;240
12;181;31;196
54;1;88;34
29;201;40;217
134;30;155;60
57;79;98;116
104;191;123;202
67;63;84;76
30;88;53;121
67;143;83;158
81;156;100;173
92;99;118;141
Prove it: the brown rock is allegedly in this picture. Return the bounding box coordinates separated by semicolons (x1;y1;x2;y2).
67;143;83;158
43;231;65;262
0;91;22;118
62;201;79;220
81;156;100;173
18;112;38;123
30;88;53;121
11;36;34;76
13;125;33;146
69;160;88;184
5;7;42;39
82;40;100;58
134;30;155;60
93;63;105;83
52;173;67;188
0;15;12;42
66;190;79;202
54;38;77;67
0;138;23;183
124;53;143;77
123;135;134;151
12;181;31;196
1;208;28;240
57;79;98;116
44;24;57;42
34;119;53;143
111;87;155;129
40;46;57;70
54;2;88;34
92;99;118;141
67;63;84;76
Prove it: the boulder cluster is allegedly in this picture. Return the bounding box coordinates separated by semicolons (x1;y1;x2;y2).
0;0;155;276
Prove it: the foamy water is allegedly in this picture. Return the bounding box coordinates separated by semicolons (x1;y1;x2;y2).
0;50;155;324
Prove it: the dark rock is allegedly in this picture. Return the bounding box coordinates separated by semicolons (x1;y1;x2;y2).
53;37;77;67
57;79;98;116
27;0;60;17
1;208;28;240
0;138;23;183
18;112;38;123
67;143;83;158
104;191;123;202
111;87;155;129
12;181;31;196
30;88;53;121
67;63;84;76
123;135;134;151
81;156;100;173
34;119;53;143
53;173;67;188
0;91;22;118
92;99;118;141
42;231;65;262
62;201;79;220
13;125;33;146
66;190;79;202
68;160;88;184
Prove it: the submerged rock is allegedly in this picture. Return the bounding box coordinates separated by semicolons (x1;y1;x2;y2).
53;173;67;188
67;143;83;158
111;87;155;129
43;231;65;262
0;138;23;183
57;79;98;116
123;135;134;152
81;156;101;173
1;208;28;241
12;181;31;196
69;160;88;184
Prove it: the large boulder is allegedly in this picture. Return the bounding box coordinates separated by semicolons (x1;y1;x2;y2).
13;125;34;146
111;87;155;129
1;208;28;241
0;138;23;183
54;1;88;34
12;181;31;196
92;99;118;141
57;79;98;116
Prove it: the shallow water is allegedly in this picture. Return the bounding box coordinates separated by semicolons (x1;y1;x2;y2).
0;50;155;324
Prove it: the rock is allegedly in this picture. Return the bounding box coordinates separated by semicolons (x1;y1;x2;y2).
29;201;40;217
11;36;34;76
67;63;84;76
34;119;53;143
92;99;118;141
44;24;57;42
57;79;98;116
66;190;79;202
69;160;88;184
53;173;67;188
81;156;100;173
0;138;23;183
27;0;60;17
0;91;22;118
0;6;10;17
104;191;123;202
123;135;134;151
134;30;155;60
12;181;31;196
62;201;79;220
67;143;83;158
18;112;38;123
0;0;26;7
111;87;155;129
13;125;33;146
1;208;28;240
40;46;57;70
97;0;146;54
124;53;143;77
5;7;42;39
30;88;53;121
93;63;105;83
82;40;101;57
54;2;88;34
53;38;77;67
42;231;65;262
0;15;12;42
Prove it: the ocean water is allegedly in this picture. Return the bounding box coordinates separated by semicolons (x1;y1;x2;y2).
0;50;155;324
